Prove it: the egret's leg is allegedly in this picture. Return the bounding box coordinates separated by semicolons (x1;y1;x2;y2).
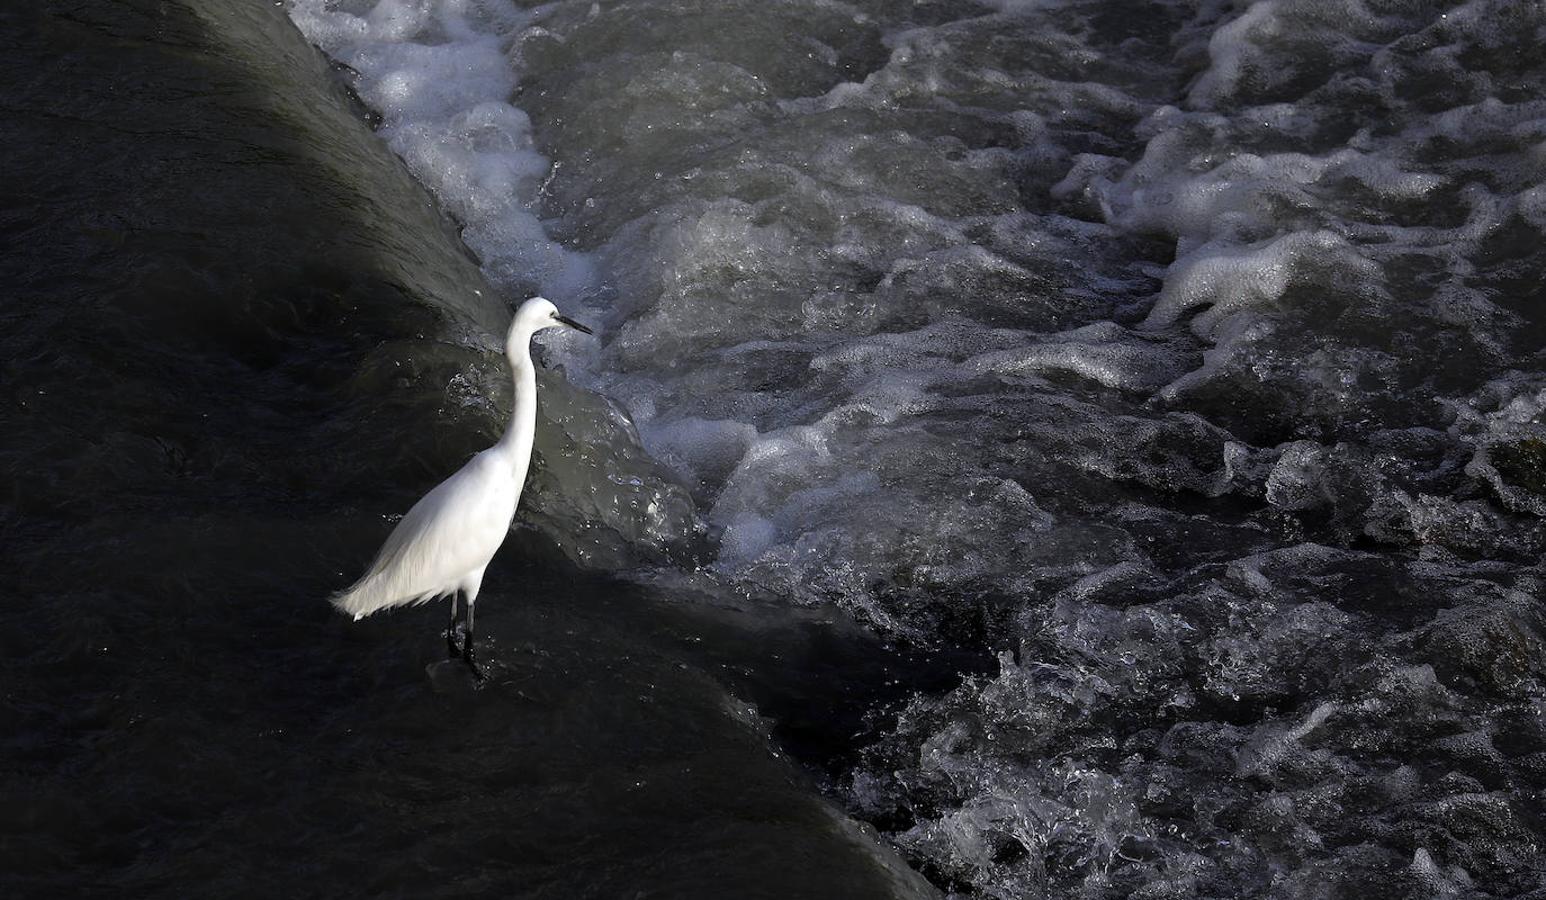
463;597;482;679
461;573;486;680
446;591;461;659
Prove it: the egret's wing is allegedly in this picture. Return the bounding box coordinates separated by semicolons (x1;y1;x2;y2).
331;453;516;619
367;471;477;578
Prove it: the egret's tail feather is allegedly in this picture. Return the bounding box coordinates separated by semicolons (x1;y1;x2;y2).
329;579;386;622
330;573;436;622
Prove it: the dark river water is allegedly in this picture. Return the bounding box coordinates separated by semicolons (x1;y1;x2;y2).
5;1;1546;898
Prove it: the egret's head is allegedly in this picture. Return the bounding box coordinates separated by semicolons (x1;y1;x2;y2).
510;296;594;339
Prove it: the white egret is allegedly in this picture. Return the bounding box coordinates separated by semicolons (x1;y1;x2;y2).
331;296;593;677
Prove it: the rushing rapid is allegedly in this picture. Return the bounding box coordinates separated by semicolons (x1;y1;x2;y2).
281;0;1546;896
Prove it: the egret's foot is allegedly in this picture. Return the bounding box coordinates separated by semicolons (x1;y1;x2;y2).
446;622;467;659
463;629;486;681
463;649;486;682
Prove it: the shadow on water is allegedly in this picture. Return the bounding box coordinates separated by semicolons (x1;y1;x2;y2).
0;3;942;896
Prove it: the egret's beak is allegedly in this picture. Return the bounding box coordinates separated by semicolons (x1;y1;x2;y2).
555;314;594;335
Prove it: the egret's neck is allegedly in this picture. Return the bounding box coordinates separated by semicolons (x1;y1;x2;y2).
495;333;539;480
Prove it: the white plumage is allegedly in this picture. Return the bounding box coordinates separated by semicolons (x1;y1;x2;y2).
329;451;518;621
331;296;592;672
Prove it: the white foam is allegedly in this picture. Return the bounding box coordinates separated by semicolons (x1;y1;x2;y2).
1143;230;1377;339
287;0;595;302
967;322;1189;392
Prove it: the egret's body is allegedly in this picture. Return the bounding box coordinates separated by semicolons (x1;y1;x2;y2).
331;297;591;674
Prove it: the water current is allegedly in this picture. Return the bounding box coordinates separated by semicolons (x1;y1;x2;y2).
6;0;1546;897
